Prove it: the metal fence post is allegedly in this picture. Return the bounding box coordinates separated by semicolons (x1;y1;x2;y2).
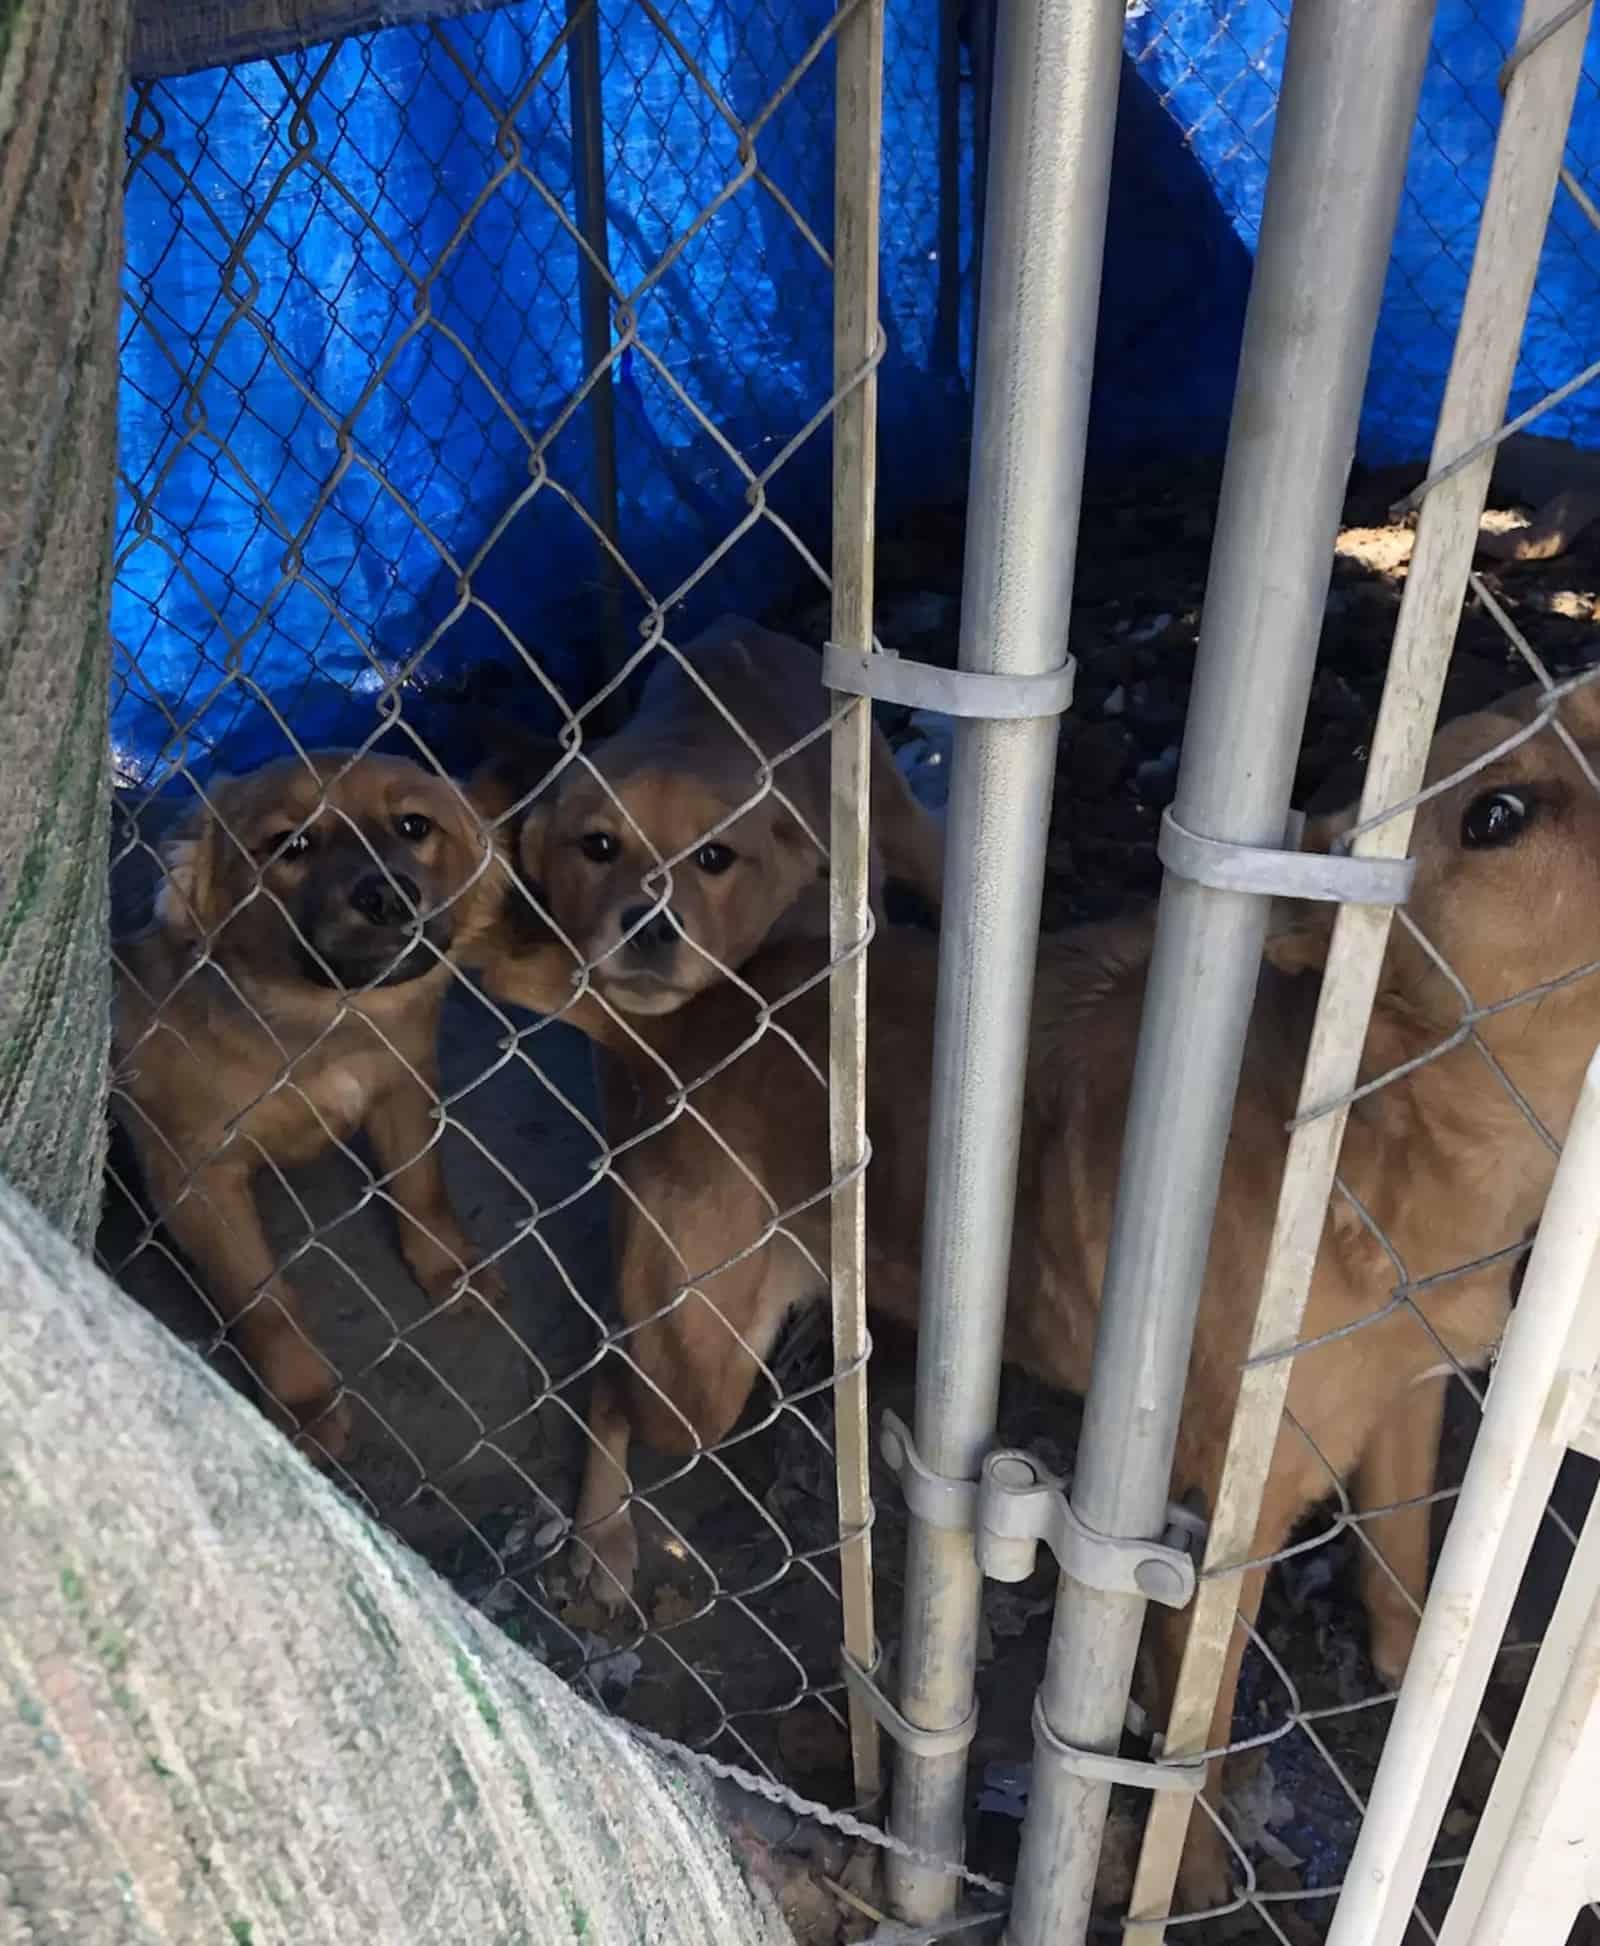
884;0;1123;1921
564;0;627;701
1003;5;1438;1940
967;0;995;336
933;0;963;382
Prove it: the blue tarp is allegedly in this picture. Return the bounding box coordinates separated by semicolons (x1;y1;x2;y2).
112;0;1600;783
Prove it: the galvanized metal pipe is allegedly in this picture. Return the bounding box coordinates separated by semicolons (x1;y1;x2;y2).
1004;5;1437;1940
968;0;995;335
885;0;1123;1921
564;0;626;704
933;0;963;382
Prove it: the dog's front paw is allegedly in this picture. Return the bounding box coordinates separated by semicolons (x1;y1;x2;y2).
257;1331;350;1458
409;1245;507;1311
461;1256;509;1311
569;1509;640;1616
295;1393;354;1462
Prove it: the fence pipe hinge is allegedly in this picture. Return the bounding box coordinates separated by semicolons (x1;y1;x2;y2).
878;1410;1199;1609
1158;806;1416;906
822;642;1076;721
1029;1694;1208;1797
840;1646;979;1759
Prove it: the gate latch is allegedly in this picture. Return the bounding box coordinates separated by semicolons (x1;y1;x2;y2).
879;1409;1199;1610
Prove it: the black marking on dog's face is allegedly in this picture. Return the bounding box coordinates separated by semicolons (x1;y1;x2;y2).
284;830;456;991
292;932;442;991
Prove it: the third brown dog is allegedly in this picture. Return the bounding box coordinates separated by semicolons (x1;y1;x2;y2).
470;678;1600;1908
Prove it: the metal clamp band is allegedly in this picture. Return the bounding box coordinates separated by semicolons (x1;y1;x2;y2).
1031;1694;1207;1796
879;1410;977;1532
841;1647;979;1760
1159;806;1415;906
823;641;1076;721
878;1411;1198;1611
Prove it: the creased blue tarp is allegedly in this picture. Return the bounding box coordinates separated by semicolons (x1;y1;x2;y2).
114;0;967;781
1126;0;1600;462
112;0;1600;784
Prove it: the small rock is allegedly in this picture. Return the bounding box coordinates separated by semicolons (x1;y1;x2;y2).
1128;676;1186;739
581;1634;642;1702
1134;744;1180;807
1103;684;1126;716
895;708;956;814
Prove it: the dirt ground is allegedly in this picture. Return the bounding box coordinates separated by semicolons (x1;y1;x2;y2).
100;450;1600;1945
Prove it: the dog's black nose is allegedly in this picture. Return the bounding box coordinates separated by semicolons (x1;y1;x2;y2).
620;903;679;954
349;872;420;927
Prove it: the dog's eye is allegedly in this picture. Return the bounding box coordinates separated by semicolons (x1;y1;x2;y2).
694;842;736;875
579;831;620;864
1461;790;1530;850
263;830;313;860
395;812;433;842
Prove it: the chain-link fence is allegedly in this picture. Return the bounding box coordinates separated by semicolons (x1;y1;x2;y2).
92;0;1600;1941
100;0;936;1858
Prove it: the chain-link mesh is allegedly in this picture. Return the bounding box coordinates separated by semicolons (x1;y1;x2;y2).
100;8;953;1907
1123;0;1600;471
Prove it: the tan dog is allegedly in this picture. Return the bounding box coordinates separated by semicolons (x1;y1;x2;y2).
469;678;1600;1907
114;752;506;1451
478;617;945;1017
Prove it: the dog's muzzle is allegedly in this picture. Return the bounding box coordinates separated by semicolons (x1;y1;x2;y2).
619;901;681;960
297;905;453;990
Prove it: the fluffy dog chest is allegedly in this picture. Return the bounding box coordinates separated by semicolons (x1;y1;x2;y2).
222;1047;389;1162
303;1059;380;1135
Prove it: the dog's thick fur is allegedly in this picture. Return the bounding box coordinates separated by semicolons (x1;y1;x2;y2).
468;679;1600;1906
114;753;505;1449
475;618;945;1017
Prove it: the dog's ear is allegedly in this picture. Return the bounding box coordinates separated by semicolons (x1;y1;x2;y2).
153;790;228;941
769;802;826;883
1263;806;1354;976
514;797;556;891
458;800;559;956
467;722;566;824
461;733;566;947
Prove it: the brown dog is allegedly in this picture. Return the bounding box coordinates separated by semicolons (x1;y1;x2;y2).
469;678;1600;1907
479;617;945;1017
113;752;506;1450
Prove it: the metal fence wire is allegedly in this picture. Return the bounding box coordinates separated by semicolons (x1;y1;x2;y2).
95;0;1600;1943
